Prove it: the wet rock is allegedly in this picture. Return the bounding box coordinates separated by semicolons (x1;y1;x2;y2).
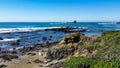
45;27;86;33
117;22;120;24
0;37;3;40
42;37;47;41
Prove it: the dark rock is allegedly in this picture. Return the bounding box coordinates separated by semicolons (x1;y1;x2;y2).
73;20;77;23
0;37;3;40
33;59;42;63
0;64;7;68
45;27;86;33
42;37;47;41
117;22;120;24
0;54;18;61
27;52;36;56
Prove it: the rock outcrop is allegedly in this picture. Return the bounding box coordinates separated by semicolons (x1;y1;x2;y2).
0;37;3;40
45;27;86;33
46;32;92;60
117;22;120;24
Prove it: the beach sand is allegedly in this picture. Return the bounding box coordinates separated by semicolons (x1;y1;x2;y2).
0;47;64;68
0;50;45;68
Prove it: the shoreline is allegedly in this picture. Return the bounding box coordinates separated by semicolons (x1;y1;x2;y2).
0;41;64;68
0;31;120;68
0;26;120;68
0;31;95;68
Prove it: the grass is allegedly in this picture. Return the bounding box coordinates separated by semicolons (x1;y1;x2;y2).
65;56;120;68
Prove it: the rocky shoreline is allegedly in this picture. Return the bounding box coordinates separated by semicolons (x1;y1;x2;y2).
0;41;62;68
0;31;91;68
1;28;119;68
0;31;94;68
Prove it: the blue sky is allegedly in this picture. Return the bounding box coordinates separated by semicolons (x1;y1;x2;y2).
0;0;120;22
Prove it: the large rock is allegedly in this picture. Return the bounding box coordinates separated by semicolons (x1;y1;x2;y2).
0;37;3;40
46;32;91;60
117;22;120;24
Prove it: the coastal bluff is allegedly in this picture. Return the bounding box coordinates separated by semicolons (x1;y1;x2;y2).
46;32;92;60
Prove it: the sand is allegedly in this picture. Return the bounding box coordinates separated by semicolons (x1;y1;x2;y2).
0;46;64;68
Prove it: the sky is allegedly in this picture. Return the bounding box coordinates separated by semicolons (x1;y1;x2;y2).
0;0;120;22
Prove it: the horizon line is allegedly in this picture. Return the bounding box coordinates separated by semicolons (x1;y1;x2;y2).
0;21;117;23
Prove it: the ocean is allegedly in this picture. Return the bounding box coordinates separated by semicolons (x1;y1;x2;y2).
0;22;120;50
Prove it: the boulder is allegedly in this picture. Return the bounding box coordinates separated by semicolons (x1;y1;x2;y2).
117;22;120;24
64;32;80;43
0;37;3;40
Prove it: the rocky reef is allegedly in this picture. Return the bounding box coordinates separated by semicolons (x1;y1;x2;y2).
117;22;120;24
45;27;86;33
46;32;92;60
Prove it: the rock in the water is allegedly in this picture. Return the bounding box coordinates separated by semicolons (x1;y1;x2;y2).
0;37;3;40
117;22;120;24
73;20;77;23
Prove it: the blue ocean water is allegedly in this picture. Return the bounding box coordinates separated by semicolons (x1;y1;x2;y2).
0;22;120;50
0;22;120;32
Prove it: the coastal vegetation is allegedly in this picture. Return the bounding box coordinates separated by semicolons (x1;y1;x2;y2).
64;31;120;68
65;56;120;68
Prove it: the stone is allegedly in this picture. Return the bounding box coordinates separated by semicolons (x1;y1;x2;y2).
33;59;42;63
0;37;3;40
73;20;77;23
0;64;7;68
117;22;120;24
0;54;18;61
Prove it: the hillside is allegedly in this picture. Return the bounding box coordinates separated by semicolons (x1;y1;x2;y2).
65;31;120;68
